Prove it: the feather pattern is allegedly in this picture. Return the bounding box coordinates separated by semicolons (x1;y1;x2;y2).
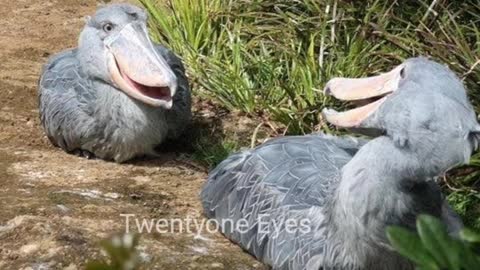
201;134;367;269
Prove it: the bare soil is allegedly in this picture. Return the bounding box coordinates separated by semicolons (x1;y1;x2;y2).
0;0;266;269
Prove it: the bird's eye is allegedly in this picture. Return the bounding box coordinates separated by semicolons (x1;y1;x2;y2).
103;23;114;33
400;67;406;79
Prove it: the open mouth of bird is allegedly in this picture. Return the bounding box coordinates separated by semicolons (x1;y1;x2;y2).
322;65;405;128
117;61;172;102
106;22;177;109
108;54;175;109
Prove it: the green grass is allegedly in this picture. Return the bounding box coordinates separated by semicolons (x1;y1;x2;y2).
141;0;480;132
192;135;238;168
448;191;480;230
447;151;480;230
139;0;480;227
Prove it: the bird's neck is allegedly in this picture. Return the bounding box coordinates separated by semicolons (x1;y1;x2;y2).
326;136;452;267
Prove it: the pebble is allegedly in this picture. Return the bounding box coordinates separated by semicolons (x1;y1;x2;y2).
192;255;201;261
209;262;224;269
20;244;39;255
139;251;152;263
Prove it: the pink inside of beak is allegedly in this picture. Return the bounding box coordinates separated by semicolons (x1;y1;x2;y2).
120;69;172;102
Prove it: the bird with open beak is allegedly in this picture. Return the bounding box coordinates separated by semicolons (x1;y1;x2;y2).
201;58;480;269
38;4;191;162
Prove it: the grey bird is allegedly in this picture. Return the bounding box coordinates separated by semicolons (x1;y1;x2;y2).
38;4;191;162
201;58;480;270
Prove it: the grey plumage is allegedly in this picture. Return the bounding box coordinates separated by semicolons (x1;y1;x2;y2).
38;4;191;162
201;58;480;270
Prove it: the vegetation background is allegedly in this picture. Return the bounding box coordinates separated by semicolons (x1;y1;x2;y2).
137;0;480;230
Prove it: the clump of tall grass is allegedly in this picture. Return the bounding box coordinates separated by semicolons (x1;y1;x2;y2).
140;0;479;134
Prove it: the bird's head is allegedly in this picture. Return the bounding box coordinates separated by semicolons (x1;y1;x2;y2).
78;4;177;109
323;57;480;169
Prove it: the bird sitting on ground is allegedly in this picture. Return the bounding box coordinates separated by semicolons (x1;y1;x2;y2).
38;3;191;162
201;57;480;270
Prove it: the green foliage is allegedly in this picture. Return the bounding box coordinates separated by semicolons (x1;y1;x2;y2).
446;151;480;230
86;234;141;270
139;0;480;134
447;190;480;231
387;215;480;270
192;135;238;168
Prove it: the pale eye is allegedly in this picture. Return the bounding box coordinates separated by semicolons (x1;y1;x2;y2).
103;23;114;33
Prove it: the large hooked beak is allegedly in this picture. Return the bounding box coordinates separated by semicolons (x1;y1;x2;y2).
322;64;405;128
105;22;177;109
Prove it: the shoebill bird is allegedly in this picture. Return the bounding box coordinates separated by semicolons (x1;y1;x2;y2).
38;4;191;162
201;58;480;270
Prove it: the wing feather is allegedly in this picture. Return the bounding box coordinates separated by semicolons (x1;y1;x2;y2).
201;134;364;269
38;49;98;152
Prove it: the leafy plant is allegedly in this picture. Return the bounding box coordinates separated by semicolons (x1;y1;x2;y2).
387;215;480;270
86;234;141;270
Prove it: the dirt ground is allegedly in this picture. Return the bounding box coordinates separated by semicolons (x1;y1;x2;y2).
0;0;266;269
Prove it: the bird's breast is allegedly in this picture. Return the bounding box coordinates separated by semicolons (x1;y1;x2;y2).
89;87;169;161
